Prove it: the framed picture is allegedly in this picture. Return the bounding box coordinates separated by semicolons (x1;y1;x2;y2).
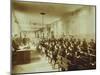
11;0;96;74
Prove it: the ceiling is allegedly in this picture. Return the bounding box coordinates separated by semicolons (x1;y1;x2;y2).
12;1;85;31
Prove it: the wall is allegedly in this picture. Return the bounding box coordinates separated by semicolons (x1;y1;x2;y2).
61;6;95;39
12;13;21;37
50;6;95;39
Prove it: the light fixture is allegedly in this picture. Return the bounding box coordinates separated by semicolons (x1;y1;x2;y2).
40;12;46;29
40;12;46;38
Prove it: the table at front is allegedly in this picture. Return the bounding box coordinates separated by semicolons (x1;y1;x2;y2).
13;49;32;65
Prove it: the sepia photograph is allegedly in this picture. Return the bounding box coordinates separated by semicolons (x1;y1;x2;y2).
11;0;96;74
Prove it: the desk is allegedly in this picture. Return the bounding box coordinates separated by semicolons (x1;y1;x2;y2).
13;49;32;65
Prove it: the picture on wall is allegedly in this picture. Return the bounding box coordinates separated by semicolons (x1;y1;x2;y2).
12;0;96;74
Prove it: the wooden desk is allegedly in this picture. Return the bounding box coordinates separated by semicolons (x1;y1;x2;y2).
13;49;32;65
